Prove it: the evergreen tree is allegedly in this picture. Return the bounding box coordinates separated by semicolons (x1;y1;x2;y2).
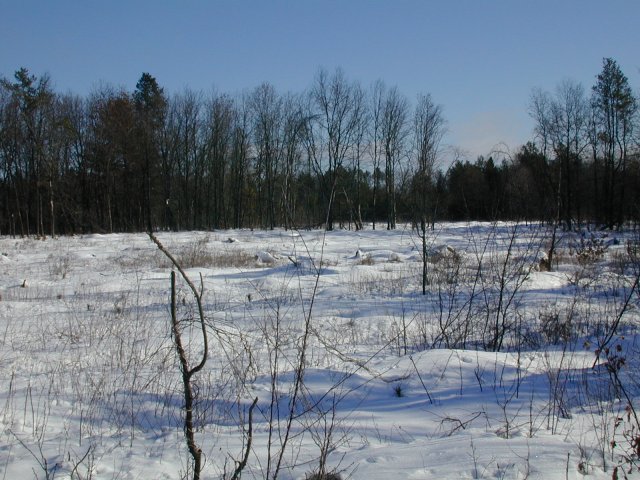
133;72;166;231
591;58;637;228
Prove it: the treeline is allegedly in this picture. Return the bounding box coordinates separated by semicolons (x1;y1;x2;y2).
0;59;638;235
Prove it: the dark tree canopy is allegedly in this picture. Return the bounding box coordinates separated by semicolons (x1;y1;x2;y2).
0;62;638;236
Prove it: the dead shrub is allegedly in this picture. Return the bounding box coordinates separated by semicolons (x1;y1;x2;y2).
430;247;463;285
47;253;72;279
306;473;342;480
539;309;573;344
177;236;213;267
115;250;168;270
211;250;256;268
610;250;633;276
572;234;608;266
356;255;375;266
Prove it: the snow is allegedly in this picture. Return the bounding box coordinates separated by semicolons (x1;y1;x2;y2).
0;223;638;479
255;250;278;264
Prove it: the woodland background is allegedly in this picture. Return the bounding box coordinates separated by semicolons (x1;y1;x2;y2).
0;58;638;236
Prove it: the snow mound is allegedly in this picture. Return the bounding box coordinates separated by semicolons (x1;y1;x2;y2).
388;252;402;262
427;244;461;263
255;250;278;264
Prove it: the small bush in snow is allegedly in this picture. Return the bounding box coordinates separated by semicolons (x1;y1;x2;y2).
211;250;255;268
393;383;404;397
178;236;213;267
48;253;71;279
539;309;573;344
306;473;342;480
626;239;640;265
573;234;607;266
356;255;374;266
430;246;463;285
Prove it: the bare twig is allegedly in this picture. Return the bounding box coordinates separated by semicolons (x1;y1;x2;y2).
149;231;209;480
231;397;259;480
592;271;640;368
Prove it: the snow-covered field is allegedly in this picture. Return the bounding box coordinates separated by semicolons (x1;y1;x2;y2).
1;223;639;479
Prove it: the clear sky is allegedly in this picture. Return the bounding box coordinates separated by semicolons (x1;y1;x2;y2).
1;1;639;161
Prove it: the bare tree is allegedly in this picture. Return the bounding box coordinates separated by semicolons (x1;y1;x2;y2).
529;87;553;161
413;93;446;228
309;68;362;230
161;88;203;230
85;85;138;232
529;81;588;270
203;92;234;229
369;80;385;230
413;93;446;293
349;82;368;230
549;79;589;230
280;92;307;229
380;86;409;230
54;92;88;233
229;93;252;229
250;83;283;229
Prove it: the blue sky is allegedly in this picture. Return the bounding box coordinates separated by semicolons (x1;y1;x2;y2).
1;1;639;161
